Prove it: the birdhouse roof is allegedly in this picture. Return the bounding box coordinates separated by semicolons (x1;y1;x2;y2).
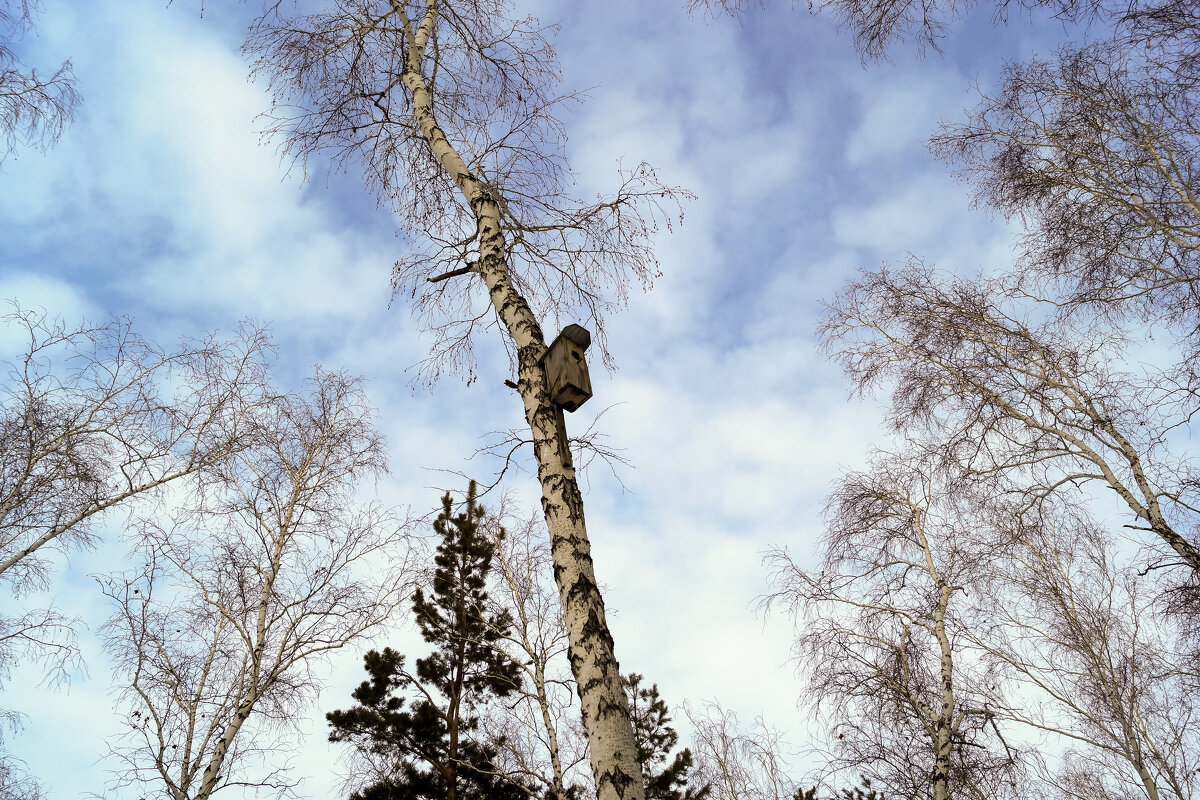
539;324;592;363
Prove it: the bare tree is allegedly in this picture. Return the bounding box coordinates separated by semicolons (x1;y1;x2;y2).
0;308;271;795
0;308;270;589
821;262;1200;793
685;0;1116;60
101;369;415;800
931;39;1200;332
682;701;797;800
0;0;79;163
821;262;1200;578
763;455;1022;800
482;501;590;800
978;500;1199;800
244;5;692;799
0;751;42;800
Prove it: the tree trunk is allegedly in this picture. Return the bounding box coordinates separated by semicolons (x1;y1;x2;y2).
932;584;954;800
196;693;257;800
534;657;570;800
196;523;283;800
1133;759;1161;800
1117;702;1160;800
398;9;645;800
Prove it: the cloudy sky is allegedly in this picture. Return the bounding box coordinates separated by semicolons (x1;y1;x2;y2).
0;0;1072;796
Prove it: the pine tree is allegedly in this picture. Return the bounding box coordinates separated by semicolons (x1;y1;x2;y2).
623;674;711;800
795;777;885;800
327;482;527;800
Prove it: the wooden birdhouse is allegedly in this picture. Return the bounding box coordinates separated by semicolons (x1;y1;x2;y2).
539;324;593;412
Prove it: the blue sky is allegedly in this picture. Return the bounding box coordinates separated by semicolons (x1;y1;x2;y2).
0;0;1072;796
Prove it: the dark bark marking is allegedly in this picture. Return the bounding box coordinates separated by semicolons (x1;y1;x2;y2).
598;766;638;799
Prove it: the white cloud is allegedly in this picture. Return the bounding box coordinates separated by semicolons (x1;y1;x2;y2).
830;169;1015;271
844;68;970;166
4;1;395;333
0;274;98;355
0;0;1052;796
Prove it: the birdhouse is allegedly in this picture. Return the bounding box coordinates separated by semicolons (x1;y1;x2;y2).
539;324;593;412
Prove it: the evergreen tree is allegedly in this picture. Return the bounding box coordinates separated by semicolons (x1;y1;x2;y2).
327;482;526;800
795;777;885;800
623;674;711;800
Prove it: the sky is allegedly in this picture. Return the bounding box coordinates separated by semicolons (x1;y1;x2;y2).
0;0;1071;797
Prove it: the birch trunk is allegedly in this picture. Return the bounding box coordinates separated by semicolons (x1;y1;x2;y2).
195;517;283;800
534;657;571;800
195;692;258;800
491;531;571;799
931;583;954;800
1132;753;1161;800
398;7;645;799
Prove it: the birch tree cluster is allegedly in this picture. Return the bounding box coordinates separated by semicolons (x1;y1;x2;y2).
0;307;433;800
0;300;690;800
692;0;1200;796
772;293;1200;797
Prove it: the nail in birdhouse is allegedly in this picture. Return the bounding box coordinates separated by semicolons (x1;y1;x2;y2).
539;324;593;412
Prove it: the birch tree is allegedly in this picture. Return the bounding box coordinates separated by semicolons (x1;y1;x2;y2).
812;255;1200;790
764;456;1022;800
0;308;269;592
0;308;269;794
482;504;590;800
931;36;1200;334
246;5;689;799
979;501;1199;800
821;262;1200;579
101;369;414;800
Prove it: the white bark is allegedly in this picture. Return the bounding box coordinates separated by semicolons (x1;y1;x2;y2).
978;518;1196;800
103;371;412;800
486;511;580;799
395;7;644;798
931;584;955;800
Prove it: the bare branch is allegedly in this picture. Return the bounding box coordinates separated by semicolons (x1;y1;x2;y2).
763;453;1026;799
101;368;417;800
0;0;80;164
932;40;1200;334
821;263;1200;576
